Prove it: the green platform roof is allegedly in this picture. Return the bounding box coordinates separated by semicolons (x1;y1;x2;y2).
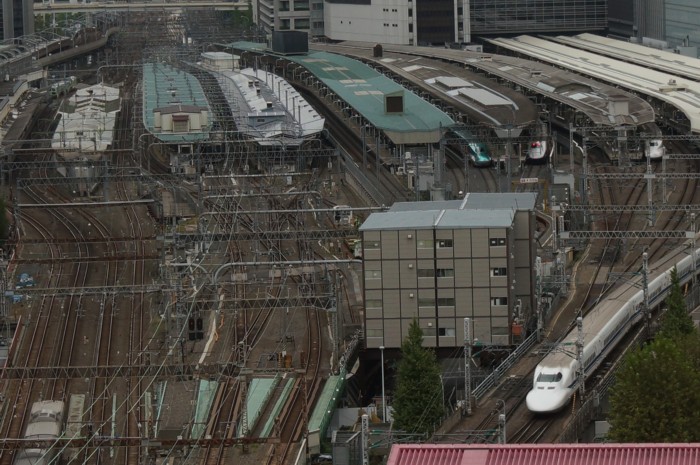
230;42;455;144
142;62;211;142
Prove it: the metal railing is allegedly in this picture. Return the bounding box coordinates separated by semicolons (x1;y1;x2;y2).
472;331;540;401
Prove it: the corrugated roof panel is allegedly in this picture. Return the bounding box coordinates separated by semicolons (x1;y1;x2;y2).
457;88;511;106
436;76;473;88
389;444;700;465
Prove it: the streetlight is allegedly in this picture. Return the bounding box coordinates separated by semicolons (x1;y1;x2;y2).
379;346;387;422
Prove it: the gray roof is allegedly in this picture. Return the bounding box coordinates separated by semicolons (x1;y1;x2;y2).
360;208;514;231
389;192;537;213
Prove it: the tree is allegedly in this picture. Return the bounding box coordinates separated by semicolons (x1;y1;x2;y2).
658;267;695;339
391;319;445;437
608;336;700;442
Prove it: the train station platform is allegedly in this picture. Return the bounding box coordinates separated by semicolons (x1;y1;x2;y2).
327;42;656;132
237;376;279;437
308;370;347;454
192;379;218;439
311;42;537;133
489;36;700;133
142;62;212;143
230;42;455;145
260;377;294;437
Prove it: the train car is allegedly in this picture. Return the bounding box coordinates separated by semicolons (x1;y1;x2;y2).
64;394;85;463
526;140;552;164
641;123;665;160
527;244;696;413
49;77;77;99
449;128;493;168
14;400;65;465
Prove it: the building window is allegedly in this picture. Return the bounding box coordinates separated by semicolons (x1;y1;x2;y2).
489;238;506;247
423;327;436;336
408;8;412;17
409;23;413;33
437;298;455;307
490;268;507;277
437;239;453;248
366;299;382;309
172;116;189;133
439;327;456;337
417;269;434;278
367;270;382;280
491;297;508;306
436;268;454;278
364;241;380;250
418;298;435;307
417;239;434;249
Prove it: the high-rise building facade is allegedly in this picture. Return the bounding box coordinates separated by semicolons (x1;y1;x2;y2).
666;0;700;51
320;0;608;46
469;0;607;35
1;0;34;40
254;0;324;37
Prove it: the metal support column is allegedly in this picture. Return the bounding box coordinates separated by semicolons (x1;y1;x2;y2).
361;413;369;465
642;252;650;340
576;316;585;402
463;318;472;416
646;153;654;226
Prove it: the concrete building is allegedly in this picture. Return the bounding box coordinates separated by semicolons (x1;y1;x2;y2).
322;0;607;46
255;0;324;37
359;193;537;350
1;0;34;40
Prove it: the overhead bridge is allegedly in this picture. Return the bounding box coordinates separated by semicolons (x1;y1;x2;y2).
33;0;248;13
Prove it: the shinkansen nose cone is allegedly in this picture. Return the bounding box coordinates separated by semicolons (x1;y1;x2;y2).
526;387;573;413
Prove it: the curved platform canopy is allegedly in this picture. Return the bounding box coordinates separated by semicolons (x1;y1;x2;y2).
488;35;700;133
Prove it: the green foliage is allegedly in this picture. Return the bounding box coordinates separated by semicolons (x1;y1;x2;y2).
391;320;445;437
658;267;695;339
608;335;700;442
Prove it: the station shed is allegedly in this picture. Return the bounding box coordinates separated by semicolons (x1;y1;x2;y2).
551;33;700;82
311;43;538;134
142;62;211;145
489;35;700;133
229;41;456;161
312;42;656;151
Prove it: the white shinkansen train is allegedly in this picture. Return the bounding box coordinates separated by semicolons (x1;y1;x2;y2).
526;140;553;164
14;401;65;465
526;242;699;413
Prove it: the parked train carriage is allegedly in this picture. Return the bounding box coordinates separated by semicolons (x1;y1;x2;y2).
14;400;65;465
64;394;85;463
527;244;693;413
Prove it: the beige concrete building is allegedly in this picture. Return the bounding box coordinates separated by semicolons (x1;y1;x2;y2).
360;193;537;350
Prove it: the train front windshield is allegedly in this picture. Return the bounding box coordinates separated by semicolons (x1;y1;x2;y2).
537;372;563;382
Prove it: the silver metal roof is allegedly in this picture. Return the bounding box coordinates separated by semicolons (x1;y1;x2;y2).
389;192;537;212
361;193;536;231
360;208;515;231
489;35;700;132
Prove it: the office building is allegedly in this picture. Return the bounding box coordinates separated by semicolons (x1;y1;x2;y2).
359;194;537;350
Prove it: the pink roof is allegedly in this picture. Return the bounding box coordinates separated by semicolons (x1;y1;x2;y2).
386;444;700;465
